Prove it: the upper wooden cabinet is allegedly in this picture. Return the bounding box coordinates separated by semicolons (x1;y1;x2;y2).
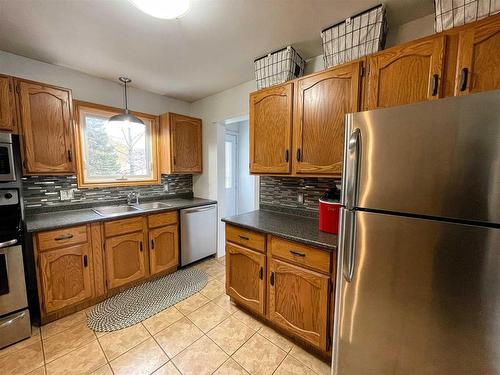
38;243;93;313
0;74;16;132
249;83;293;174
366;35;446;109
16;79;75;174
455;15;500;95
149;224;178;275
294;61;362;176
105;231;147;290
160;112;202;174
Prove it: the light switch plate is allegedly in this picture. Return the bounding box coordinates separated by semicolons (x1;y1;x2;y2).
59;189;74;201
297;192;304;204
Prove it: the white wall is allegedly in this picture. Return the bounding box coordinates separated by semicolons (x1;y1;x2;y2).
0;50;190;115
386;14;435;47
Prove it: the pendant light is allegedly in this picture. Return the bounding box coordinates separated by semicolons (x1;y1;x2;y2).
108;77;144;125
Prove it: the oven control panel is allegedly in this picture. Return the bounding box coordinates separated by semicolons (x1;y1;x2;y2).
0;190;18;206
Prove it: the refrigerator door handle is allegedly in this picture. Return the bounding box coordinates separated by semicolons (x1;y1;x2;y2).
346;128;360;210
341;209;356;282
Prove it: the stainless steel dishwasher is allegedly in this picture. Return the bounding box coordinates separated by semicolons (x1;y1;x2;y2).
180;204;217;266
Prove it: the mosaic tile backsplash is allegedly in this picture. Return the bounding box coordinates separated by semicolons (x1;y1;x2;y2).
259;176;340;215
22;174;193;211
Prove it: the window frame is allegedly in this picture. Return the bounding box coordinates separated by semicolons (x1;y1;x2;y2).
74;100;160;188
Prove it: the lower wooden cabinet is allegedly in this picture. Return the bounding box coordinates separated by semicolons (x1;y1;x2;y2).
105;231;147;289
226;243;266;315
38;243;93;313
225;225;334;353
149;224;178;275
268;258;330;350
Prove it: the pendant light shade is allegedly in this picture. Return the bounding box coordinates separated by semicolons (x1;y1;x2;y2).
108;77;144;125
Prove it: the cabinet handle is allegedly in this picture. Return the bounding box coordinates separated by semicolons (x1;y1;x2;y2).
431;74;439;96
296;148;301;162
284;149;289;162
151;239;154;249
290;250;306;257
270;272;275;286
459;68;469;92
83;255;88;268
67;150;72;162
259;266;263;280
54;234;73;241
173;156;176;165
238;235;249;241
140;242;143;252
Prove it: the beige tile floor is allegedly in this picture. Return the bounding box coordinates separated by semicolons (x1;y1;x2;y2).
0;257;331;375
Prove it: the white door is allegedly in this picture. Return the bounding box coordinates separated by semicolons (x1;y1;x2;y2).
224;132;238;217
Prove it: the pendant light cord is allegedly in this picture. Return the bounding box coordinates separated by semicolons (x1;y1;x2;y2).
124;80;129;114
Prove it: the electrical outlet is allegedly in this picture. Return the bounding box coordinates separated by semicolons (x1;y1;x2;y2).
297;192;304;204
59;189;74;201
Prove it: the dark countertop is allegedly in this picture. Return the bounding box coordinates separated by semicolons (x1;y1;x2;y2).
25;197;217;232
222;210;337;251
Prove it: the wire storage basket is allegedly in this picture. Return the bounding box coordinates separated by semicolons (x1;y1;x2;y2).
434;0;500;32
254;46;305;90
321;4;387;69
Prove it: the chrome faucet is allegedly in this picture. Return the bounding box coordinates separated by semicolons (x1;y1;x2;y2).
127;192;139;206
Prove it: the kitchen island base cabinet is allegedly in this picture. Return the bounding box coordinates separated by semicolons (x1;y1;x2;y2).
105;232;147;290
38;243;93;313
226;243;266;315
149;225;178;275
268;258;330;351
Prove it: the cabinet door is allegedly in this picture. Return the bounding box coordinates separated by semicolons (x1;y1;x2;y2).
455;16;500;95
149;224;178;275
0;75;15;132
294;62;362;176
249;83;293;174
170;113;202;173
366;35;446;109
39;243;93;313
226;243;266;315
268;258;330;350
16;80;74;174
105;231;147;289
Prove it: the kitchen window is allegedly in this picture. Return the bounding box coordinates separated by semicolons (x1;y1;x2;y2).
74;101;160;187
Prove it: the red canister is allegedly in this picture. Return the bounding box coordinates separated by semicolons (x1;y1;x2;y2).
319;199;341;234
319;187;341;234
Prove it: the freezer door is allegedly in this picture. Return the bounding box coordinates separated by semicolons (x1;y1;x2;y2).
345;90;500;224
334;210;500;375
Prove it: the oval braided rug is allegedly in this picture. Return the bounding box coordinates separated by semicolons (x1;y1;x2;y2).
87;268;208;332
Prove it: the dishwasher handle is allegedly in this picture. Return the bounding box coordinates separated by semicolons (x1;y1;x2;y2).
182;205;216;214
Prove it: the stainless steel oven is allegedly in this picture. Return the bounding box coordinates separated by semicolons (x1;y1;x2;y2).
0;133;16;182
0;189;30;348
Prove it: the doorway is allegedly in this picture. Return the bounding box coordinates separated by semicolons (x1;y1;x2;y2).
224;131;238;217
223;118;257;218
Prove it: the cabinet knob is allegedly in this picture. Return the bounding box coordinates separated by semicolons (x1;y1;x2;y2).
67;150;73;162
459;68;469;92
83;255;88;268
140;242;143;252
270;272;275;286
151;239;154;250
431;74;439;96
259;266;263;280
284;149;289;163
296;148;301;162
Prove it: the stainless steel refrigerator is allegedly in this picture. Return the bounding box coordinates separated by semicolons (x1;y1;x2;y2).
333;90;500;374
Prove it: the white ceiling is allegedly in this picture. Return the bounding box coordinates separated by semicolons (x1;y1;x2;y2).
0;0;434;102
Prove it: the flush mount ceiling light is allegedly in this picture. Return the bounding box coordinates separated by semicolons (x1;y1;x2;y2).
129;0;191;19
108;77;144;125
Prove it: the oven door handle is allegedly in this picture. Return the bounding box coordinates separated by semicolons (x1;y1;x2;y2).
0;311;26;329
0;239;18;249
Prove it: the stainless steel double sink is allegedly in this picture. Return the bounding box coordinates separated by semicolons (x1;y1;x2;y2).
92;202;172;217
